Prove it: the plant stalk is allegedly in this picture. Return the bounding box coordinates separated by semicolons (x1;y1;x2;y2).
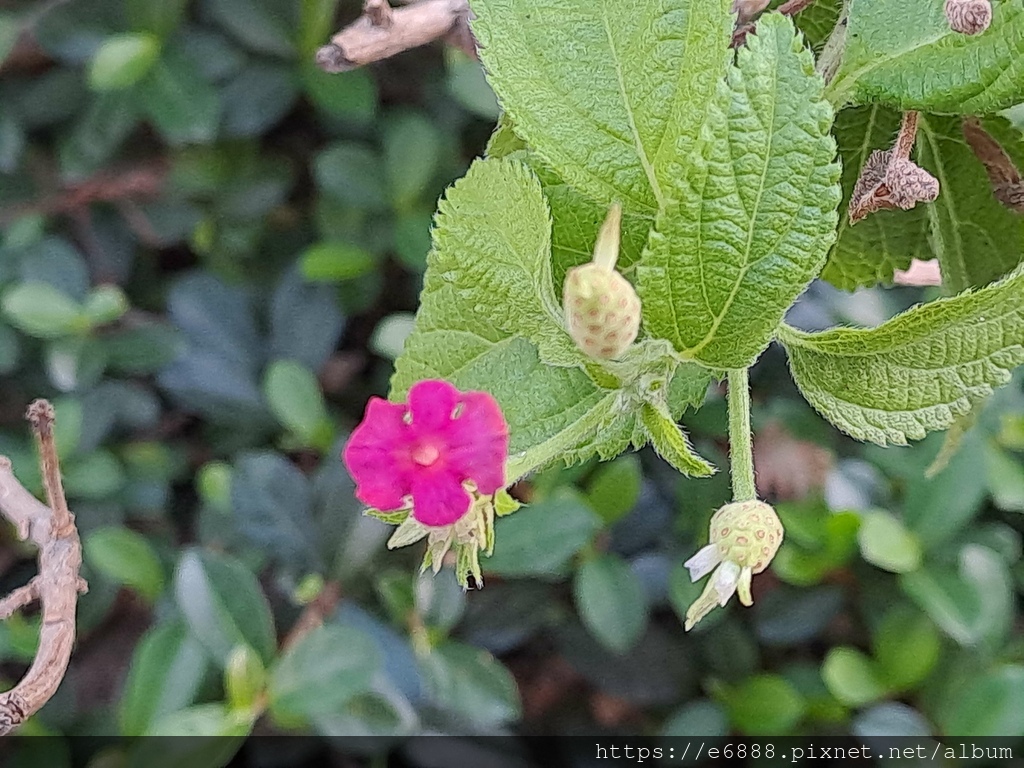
727;368;756;502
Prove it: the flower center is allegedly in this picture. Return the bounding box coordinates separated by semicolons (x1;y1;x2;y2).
411;443;441;467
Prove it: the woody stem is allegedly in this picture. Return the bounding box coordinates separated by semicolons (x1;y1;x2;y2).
727;368;756;502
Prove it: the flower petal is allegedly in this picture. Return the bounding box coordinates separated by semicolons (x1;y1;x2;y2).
411;472;472;527
712;561;741;606
684;544;723;582
737;567;753;607
444;390;509;493
684;575;723;631
408;379;460;433
343;397;412;510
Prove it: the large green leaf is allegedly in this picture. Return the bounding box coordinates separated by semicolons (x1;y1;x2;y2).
821;105;931;290
779;263;1024;445
828;0;1024;113
470;0;733;215
637;14;840;369
404;157;579;367
916;115;1024;292
391;158;710;479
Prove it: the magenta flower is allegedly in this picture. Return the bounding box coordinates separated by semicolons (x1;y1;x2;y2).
343;380;509;527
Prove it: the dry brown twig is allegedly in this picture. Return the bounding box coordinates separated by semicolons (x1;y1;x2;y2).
316;0;474;73
0;400;86;735
962;117;1024;213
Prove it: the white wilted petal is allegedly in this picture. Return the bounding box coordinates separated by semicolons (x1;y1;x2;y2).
684;544;723;582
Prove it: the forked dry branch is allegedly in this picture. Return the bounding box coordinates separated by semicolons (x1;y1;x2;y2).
0;400;86;735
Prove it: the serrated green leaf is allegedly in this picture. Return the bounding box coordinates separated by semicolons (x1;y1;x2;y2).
485;113;526;159
780;264;1024;446
407;157;580;367
640;402;713;477
470;0;733;215
637;14;841;368
828;0;1024;113
793;0;842;49
917;115;1024;292
821;105;931;291
392;159;685;479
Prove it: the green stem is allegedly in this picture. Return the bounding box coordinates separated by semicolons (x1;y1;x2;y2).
727;368;756;502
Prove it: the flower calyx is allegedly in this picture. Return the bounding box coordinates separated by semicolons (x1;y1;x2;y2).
563;203;641;360
849;111;939;225
683;499;783;630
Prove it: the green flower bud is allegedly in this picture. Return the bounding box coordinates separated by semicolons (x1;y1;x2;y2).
563;203;641;360
683;500;783;630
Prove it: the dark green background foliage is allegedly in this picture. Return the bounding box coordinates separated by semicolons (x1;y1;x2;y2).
0;0;1022;761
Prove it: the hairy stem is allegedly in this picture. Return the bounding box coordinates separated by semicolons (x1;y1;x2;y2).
727;369;756;502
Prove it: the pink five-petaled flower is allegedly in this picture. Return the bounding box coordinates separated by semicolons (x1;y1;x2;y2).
343;380;509;527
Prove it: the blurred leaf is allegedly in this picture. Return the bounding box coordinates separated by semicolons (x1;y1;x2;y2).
303;66;376;122
724;674;806;735
822;647;886;707
125;0;189;39
901;543;1012;649
35;0;125;64
2;283;84;338
585;455;641;524
314;142;387;209
143;703;252;740
661;699;729;737
754;586;844;646
938;664;1024;737
853;702;933;737
0;13;21;65
225;644;266;714
263;360;330;447
104;322;184;374
986;441;1024;513
573;553;647;654
120;620;210;736
205;0;297;57
173;548;276;665
89;33;160;91
269;266;346;372
269;624;380;722
420;640;521;726
229;451;321;570
446;49;500;120
384;111;442;210
857;510;922;573
369;313;416;360
903;430;988;549
64;450;126;499
138;49;221;145
484;489;601;578
299;242;376;282
83;285;129;326
872;606;940;691
84;526;165;601
220;62;299;137
414;569;466;635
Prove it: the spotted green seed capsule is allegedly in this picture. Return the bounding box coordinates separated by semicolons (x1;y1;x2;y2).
683;500;784;630
563;204;641;360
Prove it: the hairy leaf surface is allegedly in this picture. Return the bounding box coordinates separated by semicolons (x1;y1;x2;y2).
780;264;1024;445
470;0;733;215
638;14;840;369
829;0;1024;113
916;115;1024;292
392;158;709;479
